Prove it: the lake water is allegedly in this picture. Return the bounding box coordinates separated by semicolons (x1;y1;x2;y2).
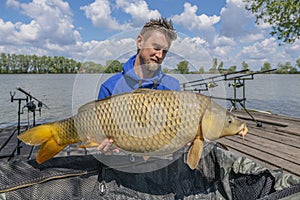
0;74;299;128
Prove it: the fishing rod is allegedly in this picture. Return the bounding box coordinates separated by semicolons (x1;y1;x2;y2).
182;69;249;90
181;68;277;127
181;69;249;86
5;88;49;158
225;68;277;81
16;87;50;109
185;68;277;88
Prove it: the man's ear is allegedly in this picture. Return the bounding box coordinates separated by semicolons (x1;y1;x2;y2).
136;35;143;49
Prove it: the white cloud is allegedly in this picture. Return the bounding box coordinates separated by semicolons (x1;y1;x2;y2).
6;0;20;8
80;0;131;30
284;40;300;60
0;0;80;48
169;36;212;69
227;0;245;7
16;20;41;42
213;46;235;58
0;19;19;45
234;37;286;68
81;0;161;30
1;0;299;72
220;0;255;38
215;36;236;47
81;38;136;64
172;3;220;29
239;33;265;43
241;38;277;59
115;0;161;26
172;3;220;43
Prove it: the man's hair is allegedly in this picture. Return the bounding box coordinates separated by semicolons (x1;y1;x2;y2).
140;18;177;43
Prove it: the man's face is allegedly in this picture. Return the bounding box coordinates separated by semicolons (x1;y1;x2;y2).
137;31;170;72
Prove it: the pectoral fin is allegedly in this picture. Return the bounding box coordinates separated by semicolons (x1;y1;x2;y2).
187;136;203;170
78;140;99;148
143;156;150;161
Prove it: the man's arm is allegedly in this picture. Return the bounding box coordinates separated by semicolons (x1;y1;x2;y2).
98;84;112;100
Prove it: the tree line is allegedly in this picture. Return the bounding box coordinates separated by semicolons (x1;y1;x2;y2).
0;53;299;74
0;53;80;74
0;53;123;74
167;58;300;74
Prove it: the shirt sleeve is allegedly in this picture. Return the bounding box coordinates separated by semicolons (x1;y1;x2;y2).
98;84;111;100
174;80;181;91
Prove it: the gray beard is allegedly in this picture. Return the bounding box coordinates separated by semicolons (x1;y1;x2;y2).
139;54;160;72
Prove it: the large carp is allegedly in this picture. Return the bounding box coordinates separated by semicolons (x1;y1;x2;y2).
18;89;247;169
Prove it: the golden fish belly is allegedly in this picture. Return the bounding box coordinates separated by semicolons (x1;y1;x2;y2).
70;89;210;156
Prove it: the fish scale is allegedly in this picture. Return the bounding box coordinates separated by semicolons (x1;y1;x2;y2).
67;89;202;155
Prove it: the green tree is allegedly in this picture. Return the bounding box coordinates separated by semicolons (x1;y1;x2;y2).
289;67;298;74
296;58;300;70
209;58;218;73
244;0;300;44
162;68;170;73
261;62;271;71
276;62;297;73
0;53;84;74
228;65;237;73
199;67;205;74
104;60;123;73
6;53;11;73
177;60;189;74
242;61;249;71
218;61;224;73
0;53;7;73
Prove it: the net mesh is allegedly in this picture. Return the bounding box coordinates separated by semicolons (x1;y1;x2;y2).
1;142;299;200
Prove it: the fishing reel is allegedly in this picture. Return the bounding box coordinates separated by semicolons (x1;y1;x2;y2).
26;101;36;112
25;100;44;116
228;80;244;88
207;81;218;88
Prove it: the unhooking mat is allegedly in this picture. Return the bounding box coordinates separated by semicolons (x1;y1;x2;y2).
0;142;300;200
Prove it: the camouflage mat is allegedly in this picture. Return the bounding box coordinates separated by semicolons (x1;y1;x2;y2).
0;142;299;200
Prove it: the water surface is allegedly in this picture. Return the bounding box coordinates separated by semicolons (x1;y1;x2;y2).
0;74;299;128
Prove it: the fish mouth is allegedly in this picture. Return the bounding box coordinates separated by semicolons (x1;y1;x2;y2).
237;123;248;140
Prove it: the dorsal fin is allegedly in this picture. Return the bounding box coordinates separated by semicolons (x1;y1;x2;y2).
132;88;154;93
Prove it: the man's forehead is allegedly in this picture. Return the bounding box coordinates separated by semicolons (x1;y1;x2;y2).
144;31;169;44
143;30;168;40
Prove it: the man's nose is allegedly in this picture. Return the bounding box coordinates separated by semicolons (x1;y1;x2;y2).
155;49;164;59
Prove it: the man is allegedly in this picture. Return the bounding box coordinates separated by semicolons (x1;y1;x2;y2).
98;17;180;99
95;18;201;199
95;18;208;199
97;17;181;152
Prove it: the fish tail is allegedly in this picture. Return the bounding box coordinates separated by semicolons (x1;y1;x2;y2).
18;123;68;164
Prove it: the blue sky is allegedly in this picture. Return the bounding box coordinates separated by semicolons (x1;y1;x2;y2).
0;0;299;71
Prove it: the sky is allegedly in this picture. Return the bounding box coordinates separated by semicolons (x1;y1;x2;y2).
0;0;299;71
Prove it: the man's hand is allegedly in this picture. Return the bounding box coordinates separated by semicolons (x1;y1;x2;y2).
97;138;120;154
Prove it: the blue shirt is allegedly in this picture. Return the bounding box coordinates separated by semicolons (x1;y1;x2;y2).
98;55;181;99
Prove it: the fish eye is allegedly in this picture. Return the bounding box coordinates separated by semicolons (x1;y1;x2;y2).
227;117;233;124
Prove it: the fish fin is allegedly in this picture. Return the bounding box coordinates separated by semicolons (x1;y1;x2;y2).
143;156;150;161
187;136;203;170
18;123;68;164
133;88;153;93
78;141;99;148
36;138;67;164
77;100;98;113
18;124;55;145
